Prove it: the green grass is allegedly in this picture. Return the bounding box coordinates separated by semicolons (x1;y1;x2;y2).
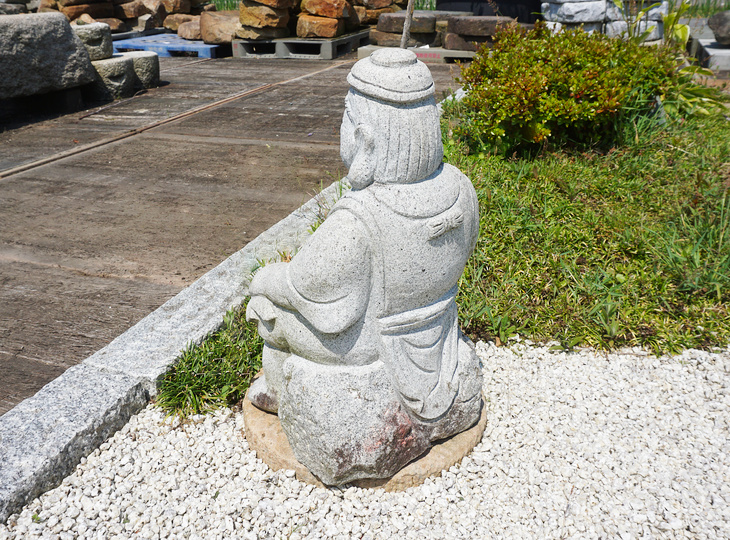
212;0;239;11
446;112;730;353
680;0;730;18
155;301;263;417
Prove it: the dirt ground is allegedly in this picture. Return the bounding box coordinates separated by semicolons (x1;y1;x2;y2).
0;56;461;415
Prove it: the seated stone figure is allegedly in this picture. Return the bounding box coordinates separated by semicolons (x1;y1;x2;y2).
246;48;483;486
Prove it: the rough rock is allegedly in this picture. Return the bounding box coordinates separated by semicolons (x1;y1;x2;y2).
113;0;145;18
37;0;58;11
605;19;662;40
87;53;135;100
545;20;602;33
177;17;200;38
443;32;489;51
96;16;127;31
344;1;362;30
161;0;189;14
377;10;434;33
140;0;165;19
243;389;487;490
446;15;513;36
0;12;96;100
541;1;606;23
362;4;398;24
605;0;668;22
72;21;113;61
235;22;289;39
708;10;730;46
163;11;195;30
57;0;108;7
296;12;343;36
239;0;289;28
253;0;295;8
119;50;159;89
370;27;436;47
353;4;366;24
362;0;390;8
59;2;114;20
200;9;239;43
0;3;26;13
301;0;348;19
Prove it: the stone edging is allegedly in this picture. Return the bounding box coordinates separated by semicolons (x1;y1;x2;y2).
0;180;347;524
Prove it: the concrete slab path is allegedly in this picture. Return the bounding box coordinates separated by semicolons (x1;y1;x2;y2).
0;56;461;416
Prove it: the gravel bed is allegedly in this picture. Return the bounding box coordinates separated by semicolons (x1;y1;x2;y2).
2;341;729;539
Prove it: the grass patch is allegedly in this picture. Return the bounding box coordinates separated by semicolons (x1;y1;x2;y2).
681;0;730;18
155;301;263;417
212;0;239;11
447;113;730;353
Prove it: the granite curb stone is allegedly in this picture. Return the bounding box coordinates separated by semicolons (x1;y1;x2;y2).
0;180;346;525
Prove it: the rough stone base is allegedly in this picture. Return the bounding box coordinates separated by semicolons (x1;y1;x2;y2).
242;391;488;491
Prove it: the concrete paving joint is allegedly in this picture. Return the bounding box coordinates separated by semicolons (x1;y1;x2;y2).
0;179;348;524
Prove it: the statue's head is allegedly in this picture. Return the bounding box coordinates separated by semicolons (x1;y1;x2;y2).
341;49;444;189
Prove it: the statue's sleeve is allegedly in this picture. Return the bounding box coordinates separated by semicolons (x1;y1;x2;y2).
248;207;372;335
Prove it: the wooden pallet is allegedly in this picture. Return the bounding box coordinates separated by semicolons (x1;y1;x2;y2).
113;33;225;58
232;29;370;60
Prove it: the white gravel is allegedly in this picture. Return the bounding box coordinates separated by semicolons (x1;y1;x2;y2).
2;340;729;540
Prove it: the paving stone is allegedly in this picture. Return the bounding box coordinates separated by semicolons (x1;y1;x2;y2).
200;9;239;43
301;0;348;19
0;12;96;100
296;13;344;37
239;0;289;28
377;10;435;33
0;364;148;524
446;15;514;36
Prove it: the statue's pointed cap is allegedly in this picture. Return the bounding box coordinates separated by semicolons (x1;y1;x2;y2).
347;48;435;104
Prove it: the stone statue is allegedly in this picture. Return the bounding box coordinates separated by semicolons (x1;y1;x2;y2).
246;48;483;486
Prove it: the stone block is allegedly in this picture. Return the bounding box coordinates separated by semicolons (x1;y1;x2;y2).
131;12;161;29
443;31;490;51
72;21;113;60
377;10;435;33
545;20;602;33
119;50;159;89
605;0;668;22
446;15;514;36
37;0;57;11
362;4;399;24
177;16;200;38
239;0;289;28
96;16;128;31
0;12;96;100
370;27;436;47
88;53;135;100
0;3;25;12
0;364;148;524
541;1;606;23
254;0;295;7
163;11;196;30
708;10;730;46
161;0;189;13
296;12;343;37
604;19;662;40
200;9;239;43
362;0;390;8
140;0;165;18
235;22;289;38
301;0;348;19
59;1;114;20
113;0;145;18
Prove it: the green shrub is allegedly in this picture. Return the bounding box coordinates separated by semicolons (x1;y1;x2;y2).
452;22;680;153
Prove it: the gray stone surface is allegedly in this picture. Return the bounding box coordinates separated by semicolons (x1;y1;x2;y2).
0;13;96;100
546;20;603;33
89;54;135;100
119;50;160;89
246;49;483;485
708;10;730;45
0;364;148;523
605;0;668;22
72;22;113;61
0;3;26;13
605;19;662;40
377;11;435;33
542;1;607;23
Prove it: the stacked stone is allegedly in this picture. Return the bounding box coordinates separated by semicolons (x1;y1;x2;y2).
541;0;668;40
73;22;160;99
296;0;363;38
38;0;208;33
357;0;402;26
236;0;292;40
372;10;436;47
442;15;515;51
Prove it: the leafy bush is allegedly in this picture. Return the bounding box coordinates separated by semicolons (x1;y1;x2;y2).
452;22;680;153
